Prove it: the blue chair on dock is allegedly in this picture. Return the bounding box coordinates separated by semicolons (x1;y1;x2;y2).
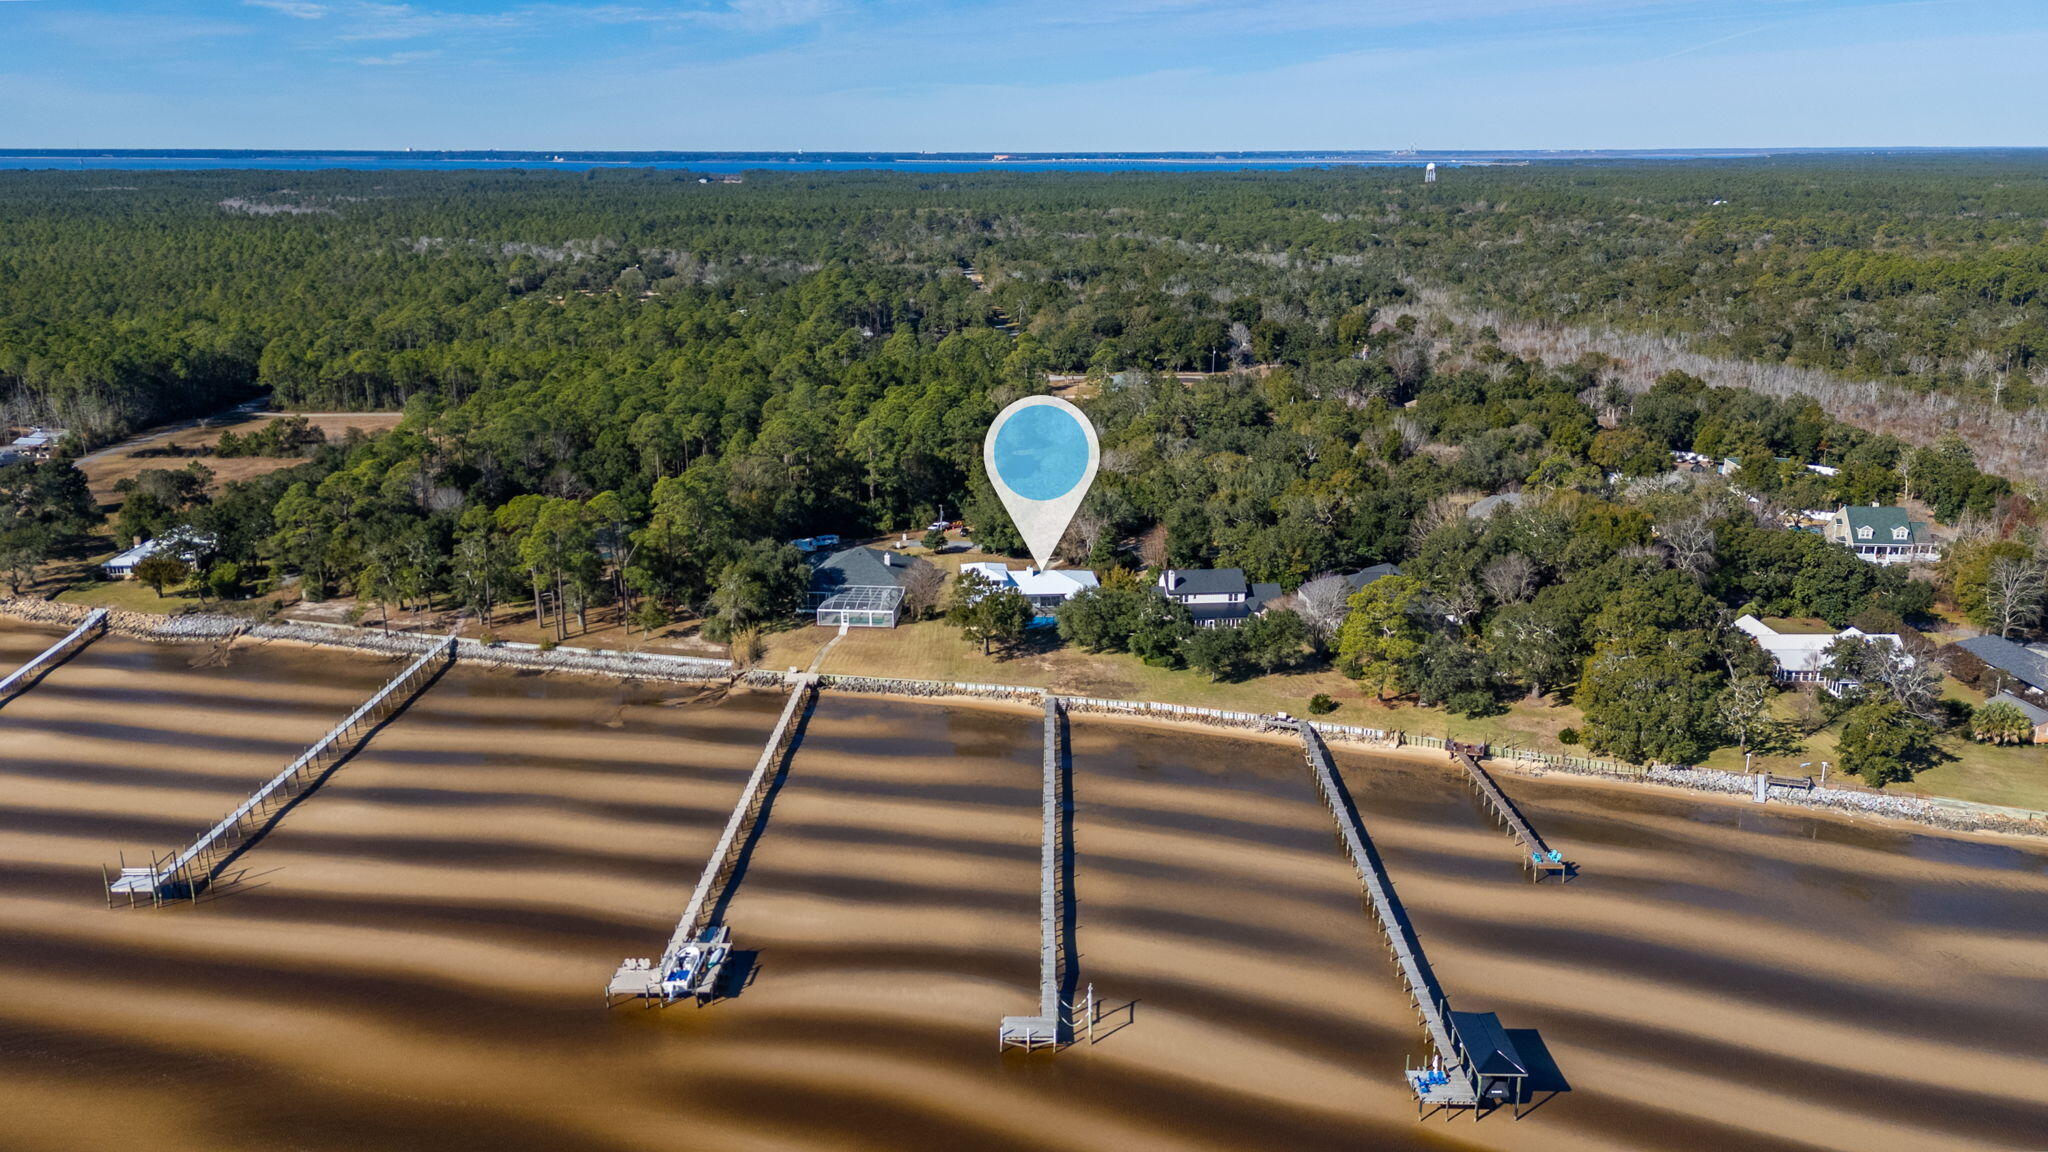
1547;850;1563;863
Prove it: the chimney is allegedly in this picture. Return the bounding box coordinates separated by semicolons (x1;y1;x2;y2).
883;551;894;566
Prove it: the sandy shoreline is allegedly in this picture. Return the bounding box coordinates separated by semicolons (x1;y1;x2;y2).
7;602;2041;848
780;685;2048;850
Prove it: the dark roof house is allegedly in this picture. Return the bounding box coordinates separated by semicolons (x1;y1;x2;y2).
1954;635;2048;695
1338;563;1403;595
1158;567;1282;628
805;546;934;628
1159;568;1249;599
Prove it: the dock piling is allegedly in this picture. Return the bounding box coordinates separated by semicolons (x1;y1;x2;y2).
1446;742;1570;880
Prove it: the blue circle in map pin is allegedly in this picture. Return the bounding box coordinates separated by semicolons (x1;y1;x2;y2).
991;403;1091;501
984;396;1100;571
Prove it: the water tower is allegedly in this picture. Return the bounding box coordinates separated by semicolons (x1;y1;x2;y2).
1424;162;1437;184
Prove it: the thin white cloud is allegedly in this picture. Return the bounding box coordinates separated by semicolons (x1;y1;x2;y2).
706;0;844;30
354;48;441;64
245;0;330;18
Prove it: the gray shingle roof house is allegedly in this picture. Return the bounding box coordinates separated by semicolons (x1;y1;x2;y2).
805;546;933;628
1160;568;1248;600
1466;493;1527;519
1986;691;2048;741
1826;505;1940;565
1338;563;1403;595
1158;567;1280;628
1954;635;2048;695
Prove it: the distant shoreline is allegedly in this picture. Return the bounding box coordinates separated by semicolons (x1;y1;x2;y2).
1;146;2031;173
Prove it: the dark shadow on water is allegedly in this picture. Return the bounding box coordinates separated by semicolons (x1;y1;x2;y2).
1057;703;1080;1045
712;949;761;1001
1507;1027;1570;1110
1088;998;1138;1044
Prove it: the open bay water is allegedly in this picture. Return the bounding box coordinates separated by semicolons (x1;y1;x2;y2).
0;148;1835;173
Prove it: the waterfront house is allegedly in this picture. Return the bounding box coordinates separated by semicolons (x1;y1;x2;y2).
102;539;170;580
959;563;1098;618
1824;505;1941;565
805;545;931;628
1733;615;1905;692
1953;635;2048;698
100;530;216;580
1157;567;1282;628
1985;691;2048;743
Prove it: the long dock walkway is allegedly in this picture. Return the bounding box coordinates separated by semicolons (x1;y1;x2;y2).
608;676;817;1006
0;608;108;707
1302;724;1521;1120
107;636;455;904
1448;742;1570;880
1000;696;1067;1050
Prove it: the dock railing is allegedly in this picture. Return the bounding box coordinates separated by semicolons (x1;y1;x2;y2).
107;635;455;904
1299;724;1479;1110
1447;742;1570;880
610;676;817;1006
1000;696;1067;1050
0;608;107;706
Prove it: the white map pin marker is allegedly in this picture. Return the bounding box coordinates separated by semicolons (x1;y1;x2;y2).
984;395;1099;570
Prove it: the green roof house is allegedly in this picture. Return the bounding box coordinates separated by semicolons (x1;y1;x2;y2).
1824;505;1941;565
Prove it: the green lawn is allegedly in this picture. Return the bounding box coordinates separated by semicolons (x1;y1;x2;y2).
56;577;206;614
799;613;2048;813
1696;678;2048;813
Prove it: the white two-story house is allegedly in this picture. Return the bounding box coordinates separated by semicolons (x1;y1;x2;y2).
1158;568;1282;628
1824;505;1941;565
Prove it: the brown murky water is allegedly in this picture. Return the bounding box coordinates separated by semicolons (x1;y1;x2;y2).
2;624;2045;1152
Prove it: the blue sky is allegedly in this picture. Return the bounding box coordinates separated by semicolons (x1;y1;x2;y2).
0;0;2040;149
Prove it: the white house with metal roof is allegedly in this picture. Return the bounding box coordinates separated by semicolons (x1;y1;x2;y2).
1733;615;1905;691
959;563;1098;616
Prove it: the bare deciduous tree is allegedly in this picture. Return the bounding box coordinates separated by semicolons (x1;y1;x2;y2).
1480;552;1536;605
1294;574;1354;647
1408;494;1462;547
898;562;946;622
1061;505;1110;564
1986;557;2045;639
1660;514;1717;581
1392;415;1428;457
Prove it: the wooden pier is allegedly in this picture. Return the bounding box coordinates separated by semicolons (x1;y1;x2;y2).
1446;741;1570;881
607;676;817;1007
106;636;455;904
1000;696;1068;1050
0;608;107;708
1301;725;1531;1120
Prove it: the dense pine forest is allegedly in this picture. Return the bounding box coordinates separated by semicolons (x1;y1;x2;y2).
3;156;2045;774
